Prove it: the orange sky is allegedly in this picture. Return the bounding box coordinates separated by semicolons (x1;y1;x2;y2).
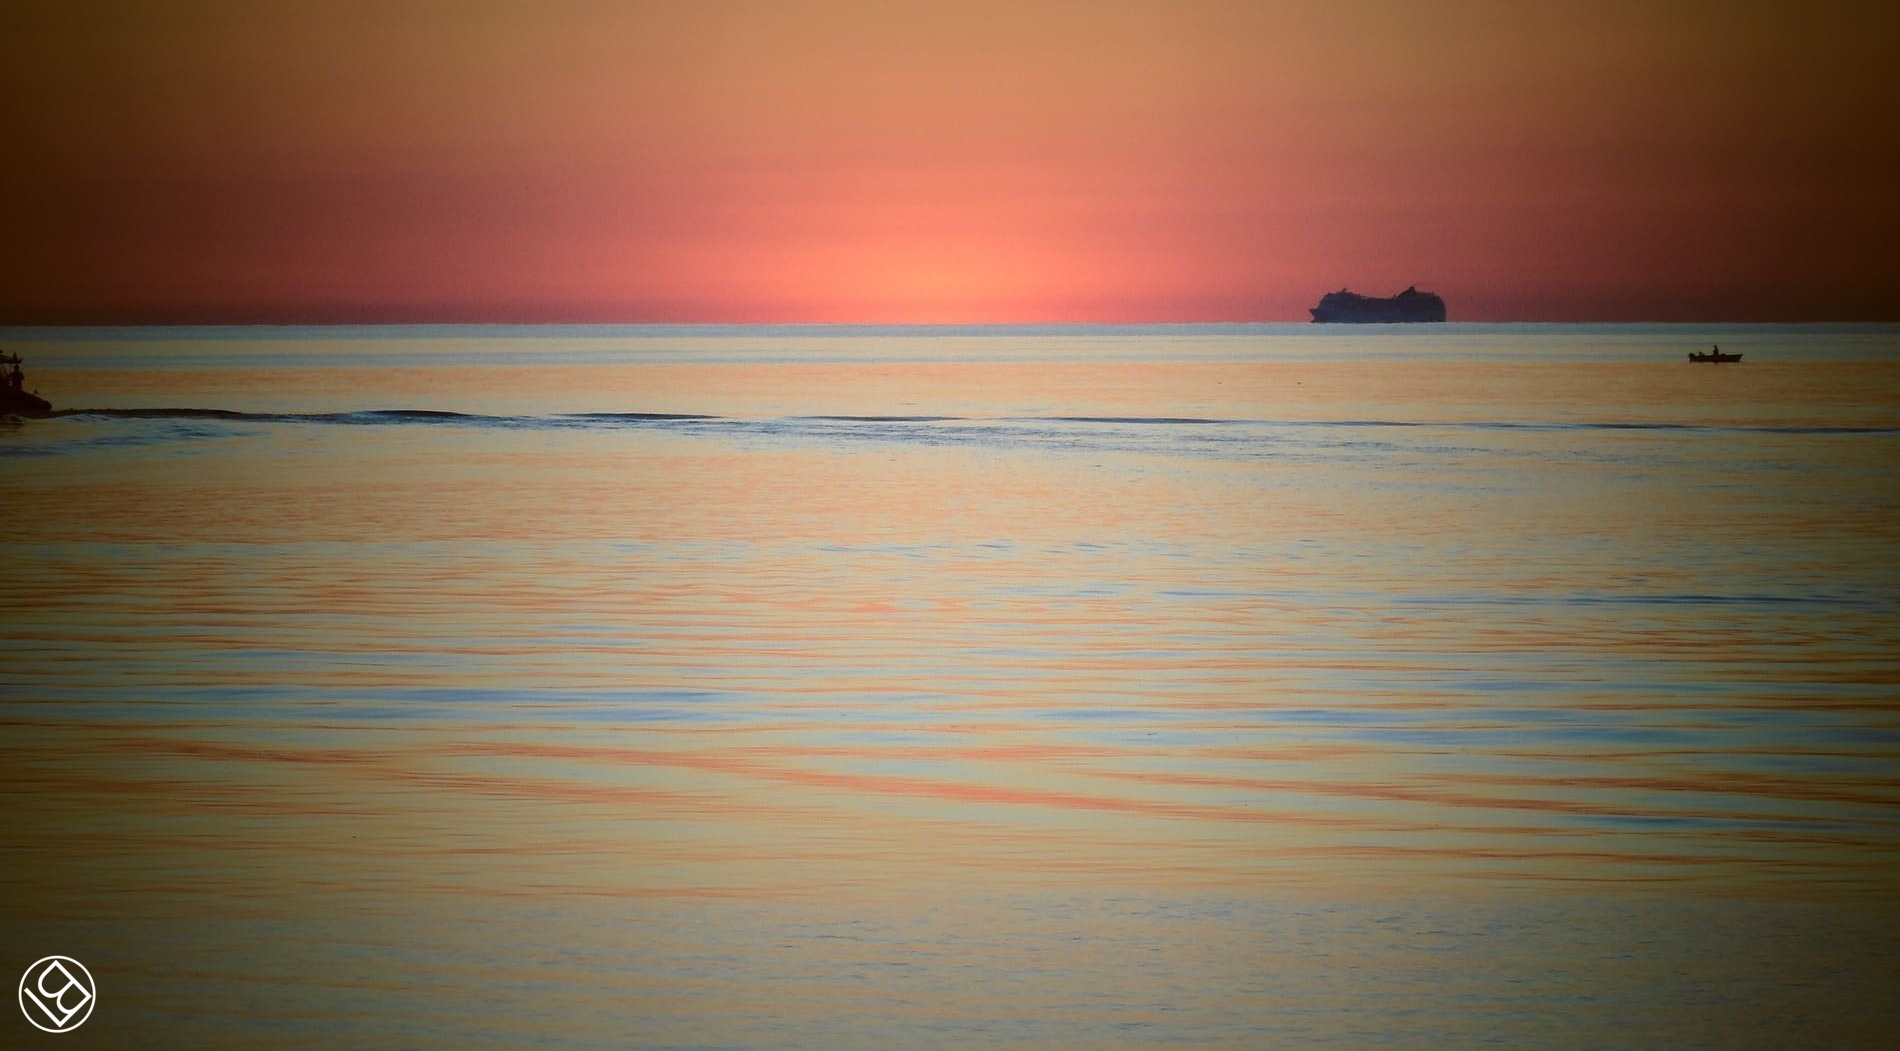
2;0;1896;323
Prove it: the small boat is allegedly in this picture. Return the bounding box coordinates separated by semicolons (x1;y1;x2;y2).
0;351;55;416
1687;347;1742;363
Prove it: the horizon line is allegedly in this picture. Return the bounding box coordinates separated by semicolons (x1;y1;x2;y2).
4;318;1899;333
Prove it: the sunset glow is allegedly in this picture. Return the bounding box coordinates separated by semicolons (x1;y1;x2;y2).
3;1;1895;322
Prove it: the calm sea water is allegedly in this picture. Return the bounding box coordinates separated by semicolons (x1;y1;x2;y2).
3;324;1898;1048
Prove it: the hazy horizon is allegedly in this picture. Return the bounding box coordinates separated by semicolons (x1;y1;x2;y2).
9;320;1900;343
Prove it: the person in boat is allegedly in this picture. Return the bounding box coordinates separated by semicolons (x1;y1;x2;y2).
5;362;20;391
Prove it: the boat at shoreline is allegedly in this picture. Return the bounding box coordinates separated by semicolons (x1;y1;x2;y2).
1310;286;1446;323
1688;347;1742;363
1;351;54;416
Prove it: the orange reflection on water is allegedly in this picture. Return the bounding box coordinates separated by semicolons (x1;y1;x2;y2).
5;337;1900;1049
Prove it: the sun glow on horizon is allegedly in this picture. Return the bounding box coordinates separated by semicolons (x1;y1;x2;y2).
1;1;1895;323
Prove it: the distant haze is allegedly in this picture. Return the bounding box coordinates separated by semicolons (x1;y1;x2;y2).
3;0;1896;324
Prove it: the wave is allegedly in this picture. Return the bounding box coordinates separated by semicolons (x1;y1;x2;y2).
34;407;1900;435
566;411;722;421
1040;415;1231;425
801;414;960;423
48;407;501;424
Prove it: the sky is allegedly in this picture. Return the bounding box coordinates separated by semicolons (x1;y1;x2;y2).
2;0;1896;324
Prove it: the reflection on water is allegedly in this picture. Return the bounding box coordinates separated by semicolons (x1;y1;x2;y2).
3;326;1899;1047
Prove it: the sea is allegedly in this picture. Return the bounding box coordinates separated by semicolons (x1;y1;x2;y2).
2;323;1897;1049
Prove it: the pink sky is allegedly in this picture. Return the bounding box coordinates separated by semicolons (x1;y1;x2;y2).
2;1;1895;323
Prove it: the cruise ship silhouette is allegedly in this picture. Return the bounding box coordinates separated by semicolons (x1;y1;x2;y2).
1310;286;1446;323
